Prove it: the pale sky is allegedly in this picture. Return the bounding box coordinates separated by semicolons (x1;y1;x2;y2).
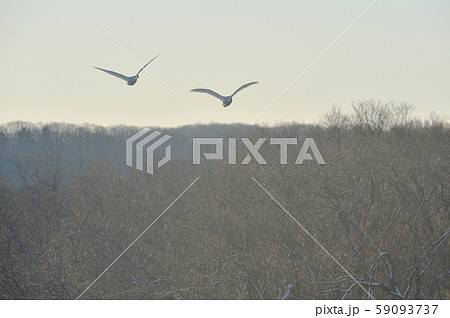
1;0;449;127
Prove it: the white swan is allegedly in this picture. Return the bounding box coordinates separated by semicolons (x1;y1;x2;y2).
191;81;258;107
94;54;159;86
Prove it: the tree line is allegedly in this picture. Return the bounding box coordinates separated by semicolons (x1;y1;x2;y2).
0;100;448;299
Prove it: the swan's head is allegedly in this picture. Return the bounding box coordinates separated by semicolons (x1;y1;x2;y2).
222;98;232;107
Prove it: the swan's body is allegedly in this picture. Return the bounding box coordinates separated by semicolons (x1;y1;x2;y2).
191;81;258;107
94;54;159;86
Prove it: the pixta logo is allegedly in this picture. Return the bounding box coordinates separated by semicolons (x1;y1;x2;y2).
126;128;172;175
193;137;325;165
126;130;325;175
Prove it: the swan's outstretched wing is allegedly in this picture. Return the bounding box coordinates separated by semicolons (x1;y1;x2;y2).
191;88;224;101
94;67;129;81
136;54;159;75
231;81;258;97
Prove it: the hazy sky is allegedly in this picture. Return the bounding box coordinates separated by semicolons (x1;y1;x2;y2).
1;0;449;127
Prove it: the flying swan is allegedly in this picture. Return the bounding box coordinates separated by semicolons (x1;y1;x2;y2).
191;81;258;107
94;54;159;86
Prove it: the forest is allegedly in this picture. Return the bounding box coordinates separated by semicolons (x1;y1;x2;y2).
0;100;448;299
